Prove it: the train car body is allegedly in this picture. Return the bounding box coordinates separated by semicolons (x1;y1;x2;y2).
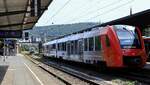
43;25;147;68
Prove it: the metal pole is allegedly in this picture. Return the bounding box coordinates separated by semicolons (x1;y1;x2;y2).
6;43;8;57
3;39;5;61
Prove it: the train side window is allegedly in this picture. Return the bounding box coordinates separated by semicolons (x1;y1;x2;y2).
52;44;56;49
60;43;63;51
67;42;71;55
61;43;64;51
95;36;101;51
57;43;60;51
106;36;110;47
73;41;75;54
46;45;49;50
58;43;61;51
59;43;61;51
64;42;66;51
75;40;78;54
84;38;88;51
61;43;63;51
49;45;51;51
71;41;74;54
62;43;65;51
89;37;94;51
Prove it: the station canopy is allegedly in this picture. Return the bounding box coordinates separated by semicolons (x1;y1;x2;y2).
0;0;53;30
100;9;150;28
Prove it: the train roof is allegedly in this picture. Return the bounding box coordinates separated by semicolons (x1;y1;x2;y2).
43;27;103;45
50;24;137;41
43;39;57;46
43;25;138;45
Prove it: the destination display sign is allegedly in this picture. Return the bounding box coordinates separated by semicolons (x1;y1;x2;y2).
0;30;22;38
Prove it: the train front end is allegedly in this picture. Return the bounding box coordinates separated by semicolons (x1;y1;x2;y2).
114;25;147;68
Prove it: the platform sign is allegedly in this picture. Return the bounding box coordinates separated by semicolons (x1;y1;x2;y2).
0;30;22;38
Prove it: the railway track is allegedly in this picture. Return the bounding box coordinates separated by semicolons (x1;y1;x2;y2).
125;69;150;84
41;57;150;85
25;54;150;85
45;61;150;85
24;54;115;85
107;68;150;84
44;61;150;85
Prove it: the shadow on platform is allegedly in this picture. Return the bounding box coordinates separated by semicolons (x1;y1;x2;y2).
0;65;9;84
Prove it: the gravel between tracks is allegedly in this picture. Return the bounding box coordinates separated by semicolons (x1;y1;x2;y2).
24;54;117;85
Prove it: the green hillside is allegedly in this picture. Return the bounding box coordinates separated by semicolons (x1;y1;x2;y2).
24;22;99;41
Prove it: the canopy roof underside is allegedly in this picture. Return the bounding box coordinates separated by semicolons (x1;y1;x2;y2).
0;0;53;30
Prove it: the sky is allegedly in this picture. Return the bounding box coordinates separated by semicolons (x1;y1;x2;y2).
36;0;150;26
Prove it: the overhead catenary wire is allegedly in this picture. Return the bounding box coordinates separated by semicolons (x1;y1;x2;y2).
63;0;109;22
46;0;71;24
48;0;101;24
68;0;133;23
84;0;134;21
65;0;124;23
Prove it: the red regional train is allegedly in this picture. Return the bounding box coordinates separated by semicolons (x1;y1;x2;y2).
43;25;147;68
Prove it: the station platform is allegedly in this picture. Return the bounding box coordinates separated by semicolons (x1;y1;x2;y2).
0;54;65;85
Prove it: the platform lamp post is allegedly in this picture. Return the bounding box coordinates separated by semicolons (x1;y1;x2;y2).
3;39;7;61
38;41;42;54
3;39;5;61
39;32;47;54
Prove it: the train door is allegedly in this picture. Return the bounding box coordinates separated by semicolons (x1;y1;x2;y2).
78;39;84;61
101;35;111;66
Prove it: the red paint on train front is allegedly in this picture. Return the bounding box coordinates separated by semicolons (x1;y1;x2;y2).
121;27;147;67
100;26;123;67
101;25;147;68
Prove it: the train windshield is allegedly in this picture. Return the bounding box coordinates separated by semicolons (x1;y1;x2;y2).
115;25;141;49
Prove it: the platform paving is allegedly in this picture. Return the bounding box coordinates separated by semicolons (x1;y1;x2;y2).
0;54;65;85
